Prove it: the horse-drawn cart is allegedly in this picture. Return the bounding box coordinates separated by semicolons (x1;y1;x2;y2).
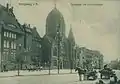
86;70;98;80
99;68;115;79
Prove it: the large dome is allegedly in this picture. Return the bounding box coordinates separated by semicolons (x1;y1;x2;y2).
46;7;65;39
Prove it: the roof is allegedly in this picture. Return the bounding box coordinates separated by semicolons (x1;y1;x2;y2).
46;7;65;38
31;27;41;40
0;4;23;33
68;28;75;45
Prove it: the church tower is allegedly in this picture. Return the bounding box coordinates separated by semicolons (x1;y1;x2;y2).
46;7;65;39
68;26;76;69
42;3;68;69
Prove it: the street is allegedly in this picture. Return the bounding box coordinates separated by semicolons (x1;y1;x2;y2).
0;70;119;84
0;74;97;84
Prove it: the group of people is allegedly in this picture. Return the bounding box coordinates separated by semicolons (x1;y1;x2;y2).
25;64;43;71
75;66;119;84
109;73;119;84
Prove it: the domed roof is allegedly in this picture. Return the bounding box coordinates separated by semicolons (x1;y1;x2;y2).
47;7;63;19
46;7;65;39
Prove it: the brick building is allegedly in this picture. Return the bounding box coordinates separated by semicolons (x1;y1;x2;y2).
0;4;24;71
0;4;42;71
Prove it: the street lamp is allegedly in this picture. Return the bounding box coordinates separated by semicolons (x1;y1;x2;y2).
16;44;22;76
1;21;4;72
56;23;61;74
70;43;74;73
45;62;46;69
48;40;53;75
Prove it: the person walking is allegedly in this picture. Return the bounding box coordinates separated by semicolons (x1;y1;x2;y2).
114;74;118;83
110;73;118;84
75;67;86;81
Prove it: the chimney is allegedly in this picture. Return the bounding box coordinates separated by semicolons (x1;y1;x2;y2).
6;3;9;10
33;27;36;30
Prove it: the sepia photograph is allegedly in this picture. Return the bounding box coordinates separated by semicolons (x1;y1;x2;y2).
0;0;120;84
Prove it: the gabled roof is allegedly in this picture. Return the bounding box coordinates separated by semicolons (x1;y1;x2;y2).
0;4;23;33
31;27;41;40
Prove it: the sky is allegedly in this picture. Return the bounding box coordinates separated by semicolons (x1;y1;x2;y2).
0;0;120;63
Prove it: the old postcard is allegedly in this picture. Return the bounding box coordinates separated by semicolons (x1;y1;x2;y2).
0;0;120;84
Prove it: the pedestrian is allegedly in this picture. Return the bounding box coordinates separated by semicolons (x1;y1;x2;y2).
114;74;118;83
75;67;85;81
25;65;28;70
110;75;115;84
117;80;120;84
3;64;5;72
110;73;118;84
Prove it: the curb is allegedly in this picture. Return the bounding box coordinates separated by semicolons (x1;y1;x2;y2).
0;72;76;78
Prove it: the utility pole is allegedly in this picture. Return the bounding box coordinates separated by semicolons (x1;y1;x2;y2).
48;61;51;75
56;24;61;74
16;44;22;76
1;22;4;72
70;43;72;73
48;40;53;75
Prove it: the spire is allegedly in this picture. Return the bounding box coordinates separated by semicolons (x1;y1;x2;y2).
68;24;75;45
53;0;57;8
7;0;11;7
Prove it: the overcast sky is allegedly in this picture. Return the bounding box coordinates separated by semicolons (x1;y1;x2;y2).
0;0;120;63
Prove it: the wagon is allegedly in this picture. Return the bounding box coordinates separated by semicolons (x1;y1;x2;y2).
87;71;97;80
99;68;115;79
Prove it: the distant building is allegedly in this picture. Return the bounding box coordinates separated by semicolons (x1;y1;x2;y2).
22;24;42;69
30;27;42;66
77;47;104;70
109;59;120;69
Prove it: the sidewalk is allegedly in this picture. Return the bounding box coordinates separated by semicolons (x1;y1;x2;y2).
0;69;76;78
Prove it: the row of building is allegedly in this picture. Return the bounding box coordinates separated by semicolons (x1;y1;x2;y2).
0;4;42;71
75;47;104;70
0;3;103;71
109;58;120;70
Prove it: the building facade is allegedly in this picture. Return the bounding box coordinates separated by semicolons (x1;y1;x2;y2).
0;4;42;71
42;7;73;69
76;47;104;70
0;4;24;71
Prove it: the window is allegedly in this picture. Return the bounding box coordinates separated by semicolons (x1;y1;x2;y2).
4;32;6;37
14;42;16;49
3;52;5;60
13;53;16;59
11;41;14;49
3;52;8;60
12;34;16;39
24;56;27;61
7;41;9;48
14;34;16;39
9;32;11;38
4;40;7;48
7;32;9;37
7;24;16;28
12;34;14;38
